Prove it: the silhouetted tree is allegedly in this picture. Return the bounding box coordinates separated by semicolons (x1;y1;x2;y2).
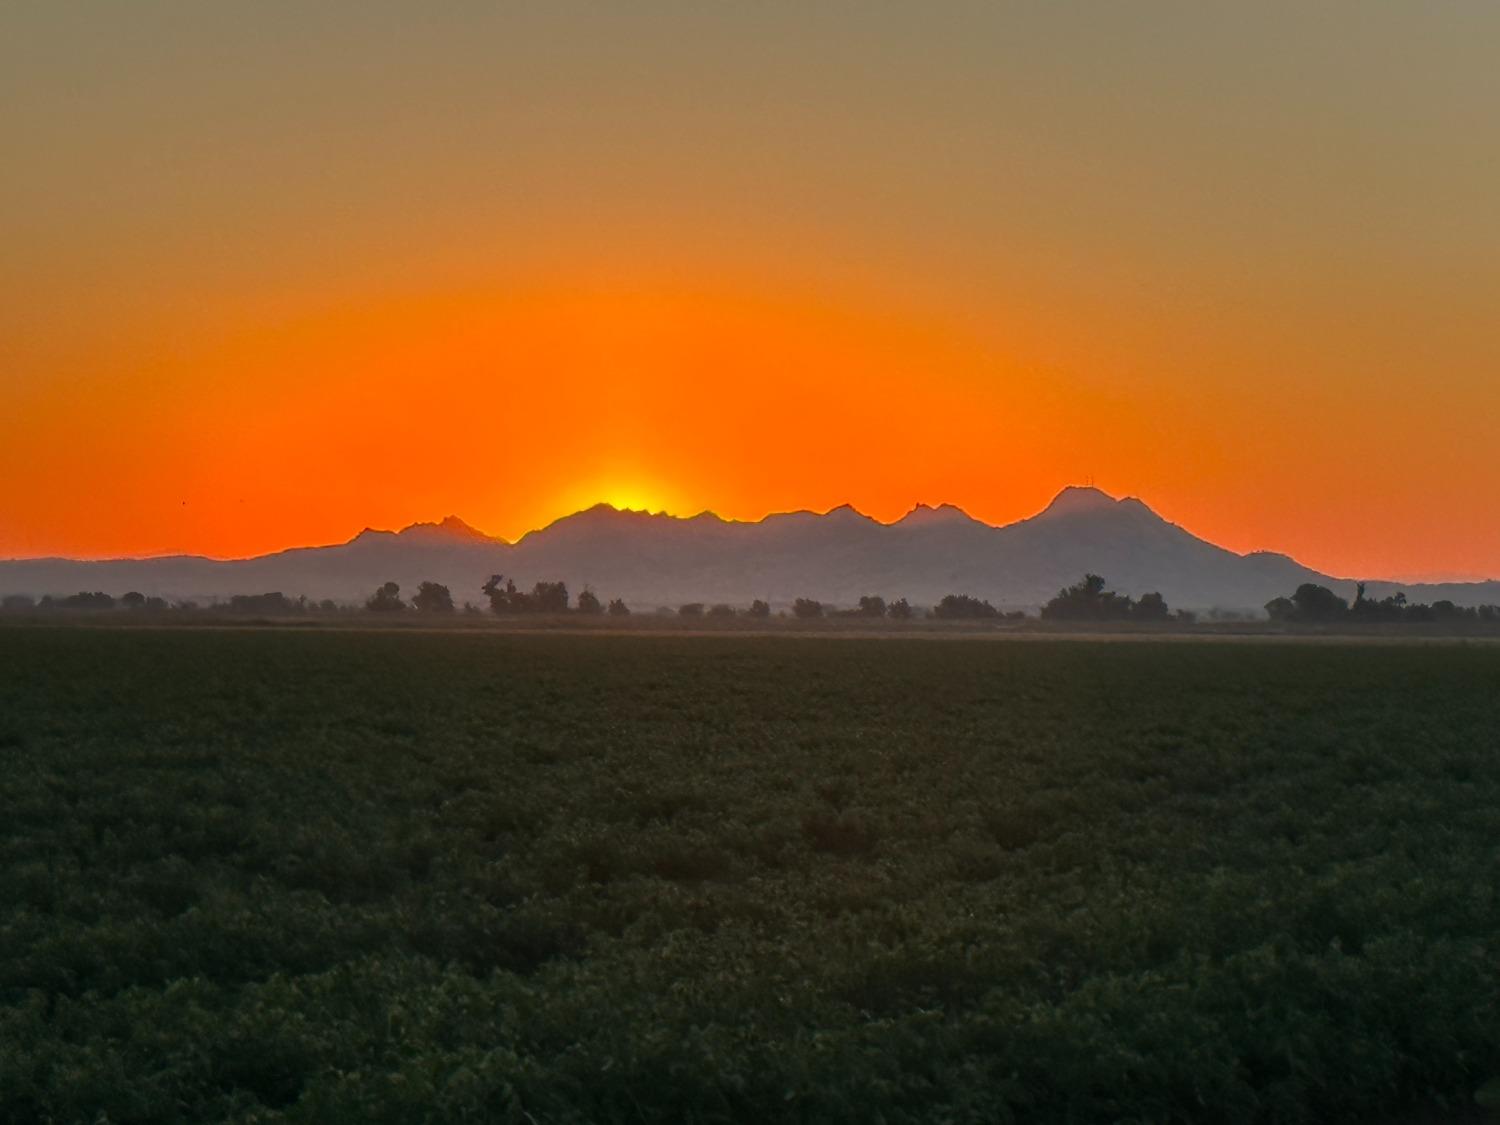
226;592;300;614
1431;599;1462;621
1041;574;1134;621
1290;583;1348;622
318;599;338;613
483;575;520;613
792;598;823;619
934;593;1000;619
1134;591;1170;620
121;591;147;610
2;594;36;611
1263;583;1353;623
1350;587;1408;622
61;591;115;610
366;581;405;612
887;598;913;620
576;588;603;615
1264;596;1296;622
1405;601;1435;622
482;575;566;613
412;581;454;613
708;603;737;618
678;602;705;618
857;595;886;618
532;581;569;613
747;599;771;618
608;598;631;616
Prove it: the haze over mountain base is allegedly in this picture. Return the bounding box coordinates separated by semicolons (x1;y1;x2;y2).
2;488;1496;613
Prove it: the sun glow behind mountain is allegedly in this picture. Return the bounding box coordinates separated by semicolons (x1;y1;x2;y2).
557;476;679;524
4;5;1499;577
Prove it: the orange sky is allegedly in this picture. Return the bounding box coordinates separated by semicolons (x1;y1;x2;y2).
4;5;1498;579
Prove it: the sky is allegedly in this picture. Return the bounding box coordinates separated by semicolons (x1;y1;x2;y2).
3;3;1498;580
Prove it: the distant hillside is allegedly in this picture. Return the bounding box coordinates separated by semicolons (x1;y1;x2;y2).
3;488;1497;612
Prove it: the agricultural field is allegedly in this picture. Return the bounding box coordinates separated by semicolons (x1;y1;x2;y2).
2;627;1499;1123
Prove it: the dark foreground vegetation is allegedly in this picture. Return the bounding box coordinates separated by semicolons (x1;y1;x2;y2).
3;630;1500;1123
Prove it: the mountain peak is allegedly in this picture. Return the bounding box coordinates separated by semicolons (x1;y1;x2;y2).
396;515;495;543
1037;486;1119;518
895;502;980;528
519;503;732;547
1028;487;1167;531
569;502;718;523
532;503;654;534
1036;485;1168;520
824;502;873;522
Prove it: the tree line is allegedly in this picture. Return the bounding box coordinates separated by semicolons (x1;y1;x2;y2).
0;573;1174;622
10;573;1496;626
1265;582;1500;625
1;591;350;615
366;577;632;616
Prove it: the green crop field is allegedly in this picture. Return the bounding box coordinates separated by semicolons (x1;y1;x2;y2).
2;628;1498;1123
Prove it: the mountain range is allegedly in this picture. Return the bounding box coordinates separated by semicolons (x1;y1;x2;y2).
3;488;1497;613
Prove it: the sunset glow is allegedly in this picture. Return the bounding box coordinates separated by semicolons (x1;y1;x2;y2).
4;4;1498;579
8;10;1500;1115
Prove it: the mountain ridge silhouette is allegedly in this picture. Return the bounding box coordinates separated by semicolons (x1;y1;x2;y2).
3;488;1496;612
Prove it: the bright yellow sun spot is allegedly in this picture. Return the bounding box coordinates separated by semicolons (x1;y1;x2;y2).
557;477;674;517
602;492;656;513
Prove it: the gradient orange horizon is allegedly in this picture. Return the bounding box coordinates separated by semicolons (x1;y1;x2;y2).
4;5;1498;581
5;267;1496;582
